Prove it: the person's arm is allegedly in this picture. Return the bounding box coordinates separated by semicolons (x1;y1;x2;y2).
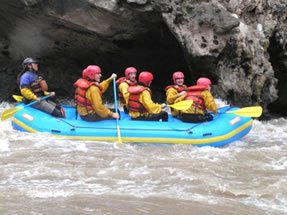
99;73;117;92
20;73;38;100
88;86;113;118
140;90;162;114
119;82;129;105
202;90;217;114
166;88;178;104
20;88;38;100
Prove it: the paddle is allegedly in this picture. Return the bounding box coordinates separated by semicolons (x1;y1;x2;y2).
13;95;24;102
168;100;193;111
1;94;52;121
112;78;123;144
226;106;262;117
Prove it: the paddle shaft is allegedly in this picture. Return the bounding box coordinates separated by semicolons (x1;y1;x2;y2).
112;78;123;144
26;95;52;107
1;94;52;121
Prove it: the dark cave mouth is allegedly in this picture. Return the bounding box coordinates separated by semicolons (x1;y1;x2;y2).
62;24;190;92
267;32;287;115
9;22;192;102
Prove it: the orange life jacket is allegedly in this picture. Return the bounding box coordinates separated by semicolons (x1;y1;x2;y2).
116;77;137;103
184;85;208;110
73;78;103;112
127;85;150;113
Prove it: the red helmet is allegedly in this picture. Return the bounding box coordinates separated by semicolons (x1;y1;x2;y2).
82;65;102;80
139;71;153;86
172;71;184;83
125;67;137;78
197;77;212;86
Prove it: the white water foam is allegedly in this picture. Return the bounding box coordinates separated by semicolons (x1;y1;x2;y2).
1;100;287;214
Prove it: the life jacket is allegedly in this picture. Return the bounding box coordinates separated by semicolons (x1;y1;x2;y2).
17;71;47;96
184;85;208;110
127;85;150;113
165;84;189;92
30;77;47;96
73;78;103;112
116;77;137;104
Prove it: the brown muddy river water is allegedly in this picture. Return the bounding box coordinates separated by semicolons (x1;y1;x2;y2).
0;102;286;215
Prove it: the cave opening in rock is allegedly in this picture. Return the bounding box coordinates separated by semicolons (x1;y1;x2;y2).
38;22;191;103
106;23;191;101
267;32;287;115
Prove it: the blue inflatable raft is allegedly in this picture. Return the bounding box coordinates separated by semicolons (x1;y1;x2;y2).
11;105;253;147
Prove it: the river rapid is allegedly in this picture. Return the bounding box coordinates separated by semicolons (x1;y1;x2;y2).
0;101;286;215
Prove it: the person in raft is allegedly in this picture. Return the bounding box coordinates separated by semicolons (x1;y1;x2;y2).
165;71;190;117
166;73;217;123
116;67;138;113
127;71;168;121
73;65;119;122
17;57;65;118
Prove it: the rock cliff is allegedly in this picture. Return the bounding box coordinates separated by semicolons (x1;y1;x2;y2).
0;0;286;115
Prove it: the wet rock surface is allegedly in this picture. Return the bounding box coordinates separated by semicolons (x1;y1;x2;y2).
0;0;286;115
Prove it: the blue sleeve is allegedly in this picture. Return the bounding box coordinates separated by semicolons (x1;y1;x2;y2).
20;72;36;88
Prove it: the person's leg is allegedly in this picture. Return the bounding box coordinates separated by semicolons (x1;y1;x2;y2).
133;111;168;122
154;111;168;121
179;113;206;123
80;113;103;122
80;109;120;121
148;111;168;121
47;99;66;118
204;112;213;121
161;111;168;121
32;100;65;118
123;106;129;114
47;100;65;118
32;100;55;115
51;108;65;118
131;116;147;121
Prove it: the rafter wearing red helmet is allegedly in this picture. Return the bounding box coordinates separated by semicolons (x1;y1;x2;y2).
116;67;138;113
168;74;217;123
73;65;119;121
165;71;190;116
127;71;168;122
